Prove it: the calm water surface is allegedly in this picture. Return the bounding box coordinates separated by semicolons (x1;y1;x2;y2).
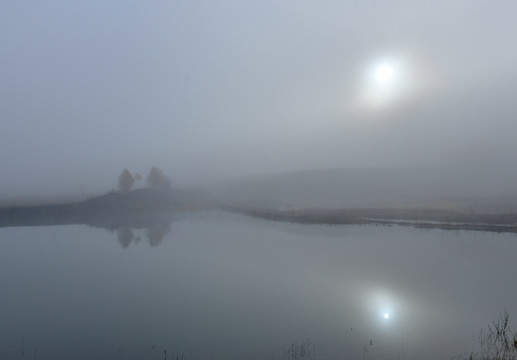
1;211;516;360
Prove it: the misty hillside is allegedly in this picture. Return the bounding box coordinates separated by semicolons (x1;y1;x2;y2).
82;188;213;212
213;167;517;212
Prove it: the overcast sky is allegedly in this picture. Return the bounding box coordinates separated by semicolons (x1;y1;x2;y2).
2;0;517;198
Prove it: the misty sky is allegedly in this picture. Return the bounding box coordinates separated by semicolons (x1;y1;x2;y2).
2;0;517;198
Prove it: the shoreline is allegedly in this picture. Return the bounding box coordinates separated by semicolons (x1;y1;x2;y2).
221;205;517;234
2;191;517;234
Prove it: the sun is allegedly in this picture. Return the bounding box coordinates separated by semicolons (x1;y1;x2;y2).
375;64;394;83
355;57;406;109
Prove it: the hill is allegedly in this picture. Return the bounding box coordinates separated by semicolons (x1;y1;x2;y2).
212;167;517;212
0;188;214;228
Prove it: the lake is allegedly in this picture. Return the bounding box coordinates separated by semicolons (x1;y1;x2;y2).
1;211;516;360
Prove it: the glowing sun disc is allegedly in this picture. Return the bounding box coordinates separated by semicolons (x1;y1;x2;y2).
384;313;390;319
375;65;394;83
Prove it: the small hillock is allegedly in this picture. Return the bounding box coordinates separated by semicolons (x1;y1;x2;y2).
0;188;214;228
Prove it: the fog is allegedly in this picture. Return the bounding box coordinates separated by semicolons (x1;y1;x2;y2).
3;4;517;358
2;1;517;202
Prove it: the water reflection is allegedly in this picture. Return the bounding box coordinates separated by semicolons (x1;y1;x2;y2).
1;213;517;360
117;227;134;248
0;202;176;248
115;216;172;248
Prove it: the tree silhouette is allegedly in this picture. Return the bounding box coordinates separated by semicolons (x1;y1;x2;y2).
118;169;135;193
146;167;170;189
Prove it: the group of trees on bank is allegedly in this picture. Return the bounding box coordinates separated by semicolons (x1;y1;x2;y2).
118;167;171;192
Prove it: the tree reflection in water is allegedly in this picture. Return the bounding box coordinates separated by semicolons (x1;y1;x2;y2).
115;216;172;248
117;227;134;248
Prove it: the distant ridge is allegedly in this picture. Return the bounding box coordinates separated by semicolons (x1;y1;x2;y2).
213;166;517;212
